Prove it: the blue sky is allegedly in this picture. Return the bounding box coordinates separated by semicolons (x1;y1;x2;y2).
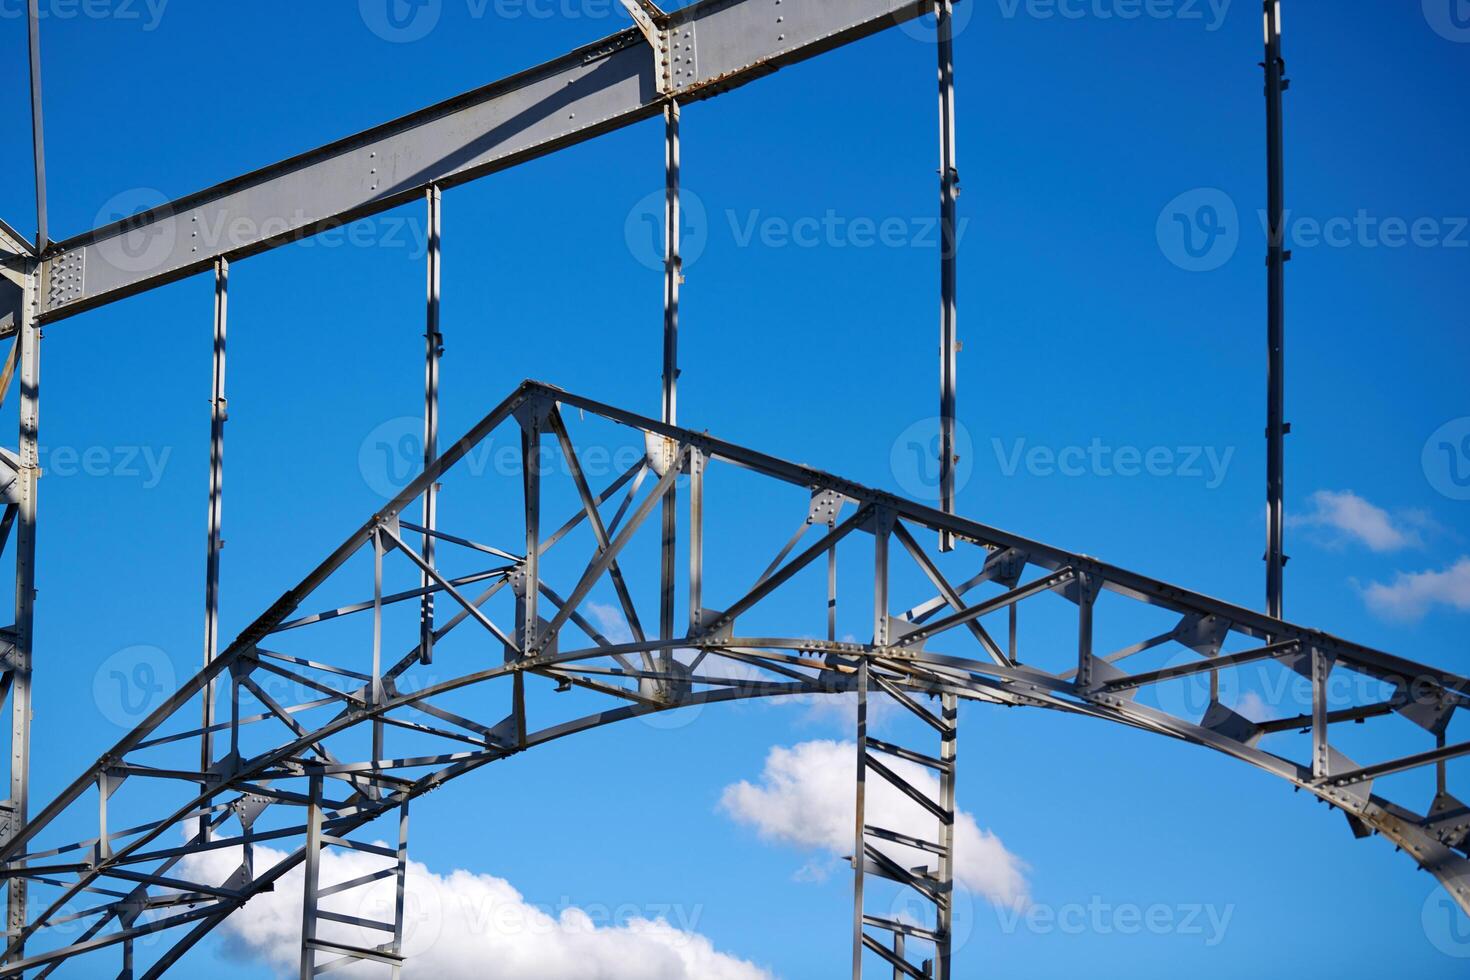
3;0;1469;976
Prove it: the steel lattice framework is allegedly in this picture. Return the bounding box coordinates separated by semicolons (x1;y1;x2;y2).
0;383;1465;977
1;0;1460;976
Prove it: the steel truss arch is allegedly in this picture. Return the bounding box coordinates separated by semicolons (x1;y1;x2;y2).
3;382;1468;977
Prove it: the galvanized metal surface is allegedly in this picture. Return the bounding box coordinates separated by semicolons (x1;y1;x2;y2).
2;0;1445;975
0;381;1464;977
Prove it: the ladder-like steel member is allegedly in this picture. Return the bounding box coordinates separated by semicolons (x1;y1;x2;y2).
851;656;957;980
298;777;410;979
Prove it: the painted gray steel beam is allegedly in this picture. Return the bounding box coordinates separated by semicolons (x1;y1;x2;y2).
4;266;38;963
34;0;936;323
26;0;49;251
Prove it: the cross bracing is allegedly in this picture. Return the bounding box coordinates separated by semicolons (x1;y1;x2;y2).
0;382;1463;977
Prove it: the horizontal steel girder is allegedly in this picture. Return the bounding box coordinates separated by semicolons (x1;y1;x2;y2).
27;0;935;324
5;380;1469;976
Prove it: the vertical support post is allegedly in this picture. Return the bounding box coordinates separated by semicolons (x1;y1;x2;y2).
1008;602;1018;663
660;468;677;659
1263;0;1288;620
516;412;541;747
420;186;442;665
852;512;890;979
827;535;838;644
389;799;411;979
850;659;869;980
935;0;959;552
95;772;110;863
1075;572;1095;690
200;257;227;842
873;511;890;648
26;0;48;251
934;693;958;980
520;418;540;655
1310;646;1329;780
6;265;39;958
662;99;681;427
660;100;683;655
688;447;703;633
372;527;385;768
298;773;324;980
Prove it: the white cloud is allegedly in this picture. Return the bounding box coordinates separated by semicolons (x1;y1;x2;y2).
1230;690;1274;723
718;740;1027;909
586;601;633;643
1289;490;1420;552
1362;557;1470;622
179;841;771;979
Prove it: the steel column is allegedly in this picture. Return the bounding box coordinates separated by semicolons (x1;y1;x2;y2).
659;100;682;659
689;447;703;632
26;0;47;251
298;774;324;980
1263;0;1287;619
420;186;443;665
662;100;681;427
199;258;227;841
850;659;869;980
389;800;410;979
934;693;957;980
5;267;39;960
520;418;541;656
936;0;959;552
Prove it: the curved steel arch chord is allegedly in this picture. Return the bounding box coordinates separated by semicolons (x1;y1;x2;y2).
5;381;1467;976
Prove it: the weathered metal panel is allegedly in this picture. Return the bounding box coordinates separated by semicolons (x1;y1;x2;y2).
674;0;920;94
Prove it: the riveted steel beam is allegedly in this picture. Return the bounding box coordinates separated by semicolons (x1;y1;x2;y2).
36;0;939;322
